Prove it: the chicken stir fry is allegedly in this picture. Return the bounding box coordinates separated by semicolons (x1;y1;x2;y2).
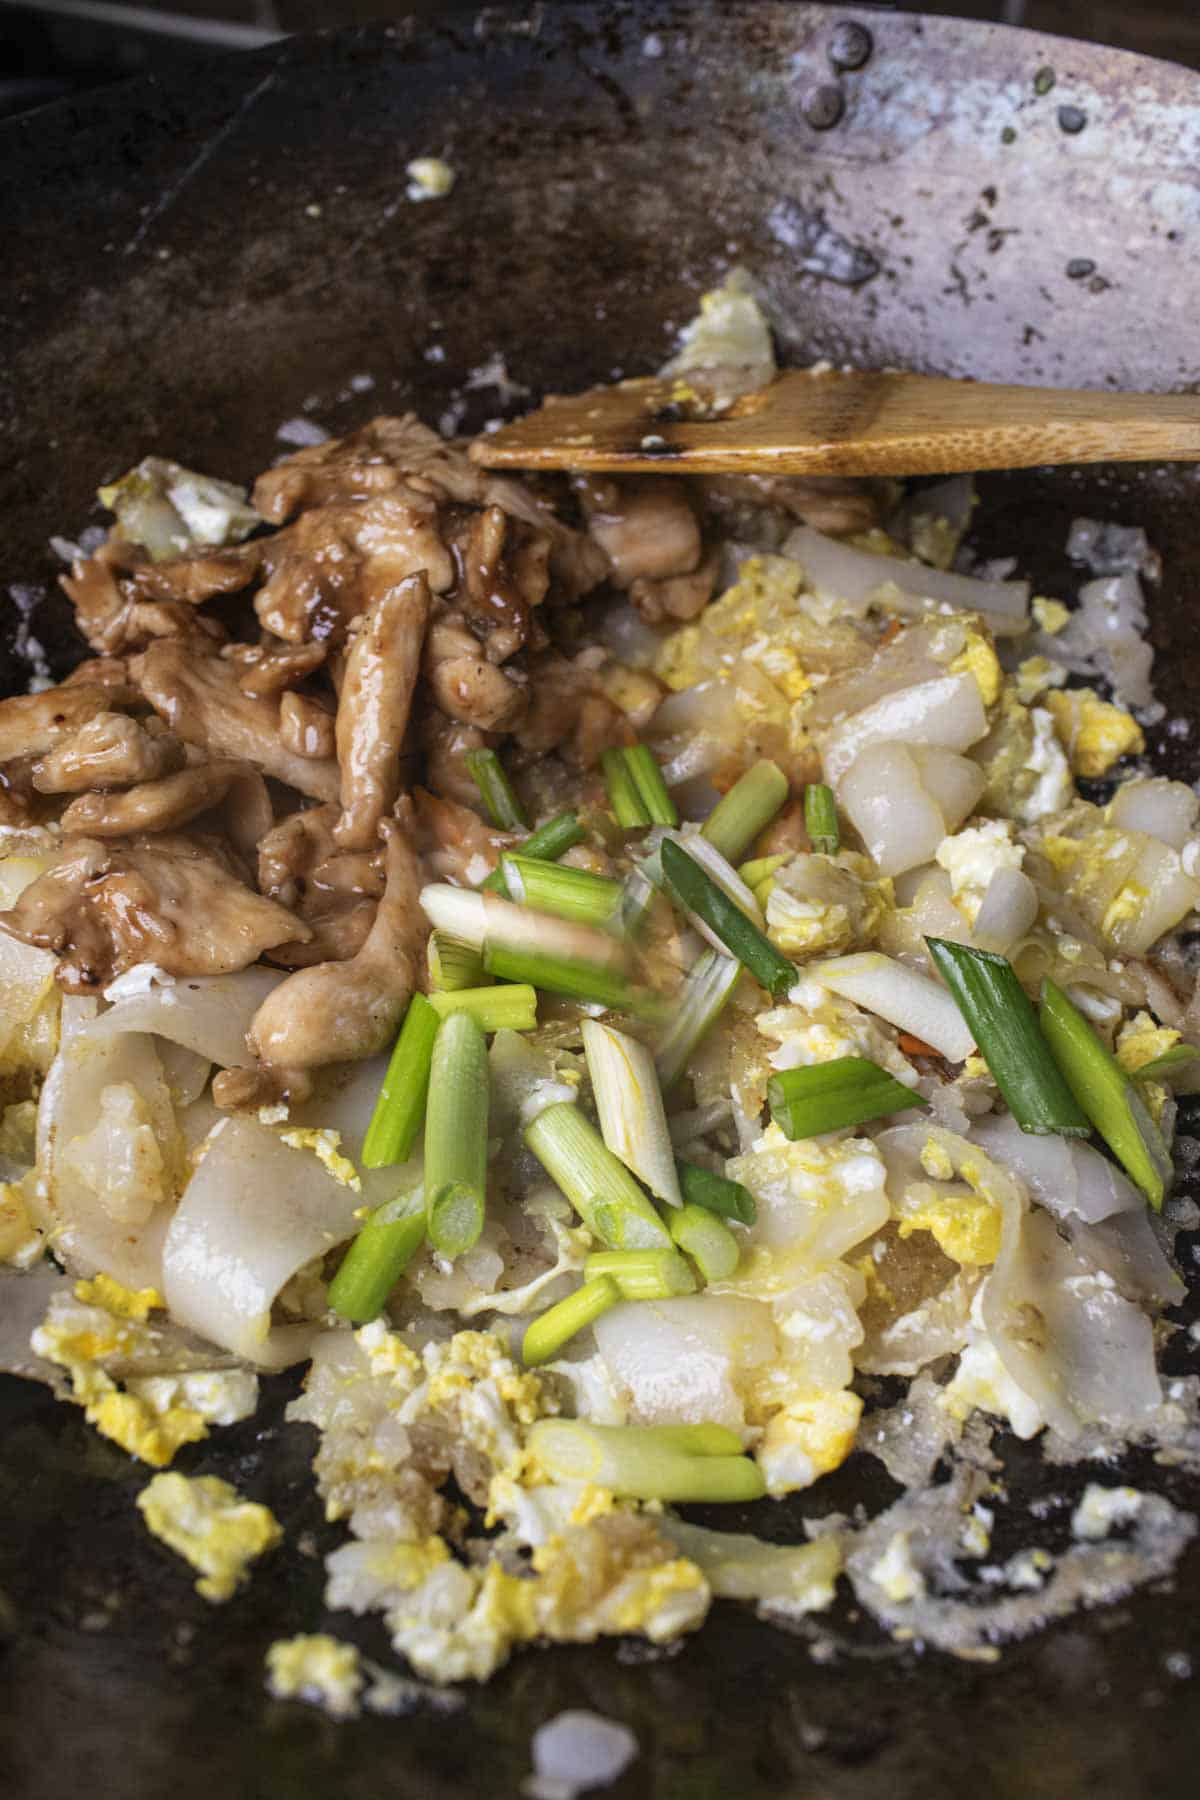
3;280;1198;1700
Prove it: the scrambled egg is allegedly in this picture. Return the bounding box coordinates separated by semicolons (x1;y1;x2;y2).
33;1277;258;1466
898;1190;1002;1266
757;976;917;1086
1032;596;1070;635
1021;705;1074;822
1045;687;1145;777
279;1127;361;1190
940;1339;1045;1440
757;1391;863;1495
1016;654;1068;705
382;1519;709;1684
949;626;1003;708
764;854;891;960
1071;1483;1146;1541
0;1179;41;1267
1115;1011;1182;1075
138;1472;282;1600
266;1635;364;1718
868;1529;925;1603
935;819;1025;924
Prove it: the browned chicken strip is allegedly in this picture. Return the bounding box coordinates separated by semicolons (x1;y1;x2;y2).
30;712;184;794
0;833;308;991
334;570;431;850
423;615;527;732
59;758;257;837
248;811;423;1066
0;682;140;763
135;641;340;802
576;475;703;586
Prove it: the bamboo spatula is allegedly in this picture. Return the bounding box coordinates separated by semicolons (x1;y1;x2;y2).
468;368;1200;477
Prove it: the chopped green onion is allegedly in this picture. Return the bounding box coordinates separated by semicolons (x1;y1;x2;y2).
675;1159;757;1225
421;883;644;1012
465;747;527;830
620;865;661;939
601;747;651;828
641;1423;747;1456
523;1103;671;1249
424;1011;490;1257
427;984;538;1033
926;939;1090;1137
736;853;790;890
480;811;585;896
624;743;678;827
528;1419;766;1504
362;992;440;1169
328;1191;426;1324
584;1247;697;1300
803;782;840;856
427;931;490;992
660;838;796;998
583;1019;682;1207
767;1055;924;1140
1040;979;1171;1207
522;1276;620;1366
503;855;622;928
485;941;646;1013
702;760;789;864
1132;1044;1200;1082
655;949;742;1091
668;1202;741;1282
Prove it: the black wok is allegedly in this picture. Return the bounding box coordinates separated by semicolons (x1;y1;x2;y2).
2;6;1200;1795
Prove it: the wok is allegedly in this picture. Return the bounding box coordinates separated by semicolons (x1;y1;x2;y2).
2;5;1200;1794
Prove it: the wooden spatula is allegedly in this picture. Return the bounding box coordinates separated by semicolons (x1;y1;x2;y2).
469;368;1200;477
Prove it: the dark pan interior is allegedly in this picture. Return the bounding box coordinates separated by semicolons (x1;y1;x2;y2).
2;7;1200;1795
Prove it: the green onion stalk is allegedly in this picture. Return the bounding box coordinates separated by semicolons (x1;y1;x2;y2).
523;1103;672;1249
702;760;789;864
424;1011;491;1257
660;838;796;998
528;1419;766;1503
522;1276;620;1366
584;1247;697;1300
767;1055;924;1141
328;1191;427;1324
1040;978;1172;1207
480;811;586;896
926;938;1090;1137
675;1159;757;1224
465;747;527;830
803;782;840;856
362;992;440;1169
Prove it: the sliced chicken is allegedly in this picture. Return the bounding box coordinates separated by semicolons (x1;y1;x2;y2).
258;803;384;968
30;713;184;795
0;833;307;992
629;545;721;624
576;475;703;587
232;640;327;699
423;613;526;732
253;491;454;646
249;811;423;1066
333;569;430;850
700;472;886;538
135;640;340;802
60;539;238;655
280;691;336;761
59;759;257;838
0;681;140;763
